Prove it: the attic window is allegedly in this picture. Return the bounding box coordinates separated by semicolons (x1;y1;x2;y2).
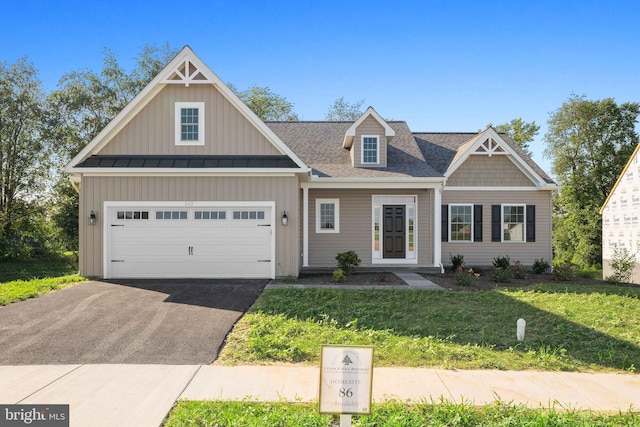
361;136;379;164
175;102;205;145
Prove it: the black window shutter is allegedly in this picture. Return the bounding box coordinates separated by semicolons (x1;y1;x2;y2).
473;205;483;242
526;205;536;242
441;205;448;242
491;205;501;242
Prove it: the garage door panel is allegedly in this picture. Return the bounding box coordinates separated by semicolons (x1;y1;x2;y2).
107;205;274;279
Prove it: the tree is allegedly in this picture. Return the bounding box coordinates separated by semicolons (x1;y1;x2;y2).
0;57;52;257
48;43;178;161
228;84;298;121
47;44;178;251
544;95;640;266
325;97;365;121
488;118;539;156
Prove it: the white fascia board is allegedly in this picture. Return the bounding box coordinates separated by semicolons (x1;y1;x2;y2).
444;186;556;191
302;178;443;189
342;107;395;149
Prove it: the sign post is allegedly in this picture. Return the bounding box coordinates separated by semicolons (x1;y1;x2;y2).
319;345;374;426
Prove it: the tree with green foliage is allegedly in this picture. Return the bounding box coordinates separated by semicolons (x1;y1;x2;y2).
228;83;298;121
488;118;539;156
544;94;640;266
0;57;52;258
325;97;364;121
47;43;178;250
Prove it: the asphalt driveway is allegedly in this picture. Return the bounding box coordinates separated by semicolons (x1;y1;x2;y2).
0;279;266;365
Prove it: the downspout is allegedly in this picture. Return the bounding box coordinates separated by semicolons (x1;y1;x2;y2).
433;182;444;273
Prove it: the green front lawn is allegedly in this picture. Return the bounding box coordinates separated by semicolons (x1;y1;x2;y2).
218;284;640;373
0;255;87;305
164;400;639;427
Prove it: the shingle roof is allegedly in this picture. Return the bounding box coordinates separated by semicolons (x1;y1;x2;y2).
266;121;442;178
74;155;299;169
413;132;555;184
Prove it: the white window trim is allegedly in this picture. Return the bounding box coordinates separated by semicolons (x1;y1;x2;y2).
316;198;339;233
361;135;379;165
501;203;526;243
449;204;473;243
175;102;205;146
371;195;418;264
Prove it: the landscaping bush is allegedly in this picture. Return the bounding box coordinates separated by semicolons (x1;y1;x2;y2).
490;267;513;283
492;255;511;269
455;267;479;287
510;260;528;280
532;258;550;275
332;269;345;283
335;251;361;275
553;262;574;281
607;247;636;284
449;253;465;270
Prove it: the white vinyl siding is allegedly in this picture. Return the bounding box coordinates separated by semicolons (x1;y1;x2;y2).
175;102;205;146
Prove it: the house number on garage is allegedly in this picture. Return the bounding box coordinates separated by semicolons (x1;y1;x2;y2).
319;345;373;415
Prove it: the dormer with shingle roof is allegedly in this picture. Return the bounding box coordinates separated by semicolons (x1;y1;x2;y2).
342;107;395;168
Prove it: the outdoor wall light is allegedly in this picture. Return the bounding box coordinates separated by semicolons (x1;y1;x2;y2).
281;211;288;226
89;210;97;226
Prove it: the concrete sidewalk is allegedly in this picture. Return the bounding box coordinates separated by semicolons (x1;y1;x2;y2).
1;365;639;427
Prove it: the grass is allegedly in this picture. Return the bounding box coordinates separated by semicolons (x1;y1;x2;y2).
164;400;640;426
218;284;640;373
0;254;86;305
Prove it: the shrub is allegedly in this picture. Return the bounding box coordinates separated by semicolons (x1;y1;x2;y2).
490;267;513;283
335;251;361;276
492;255;511;269
510;260;528;280
532;258;550;275
450;253;465;270
608;247;636;284
332;269;345;283
553;262;574;282
455;267;479;287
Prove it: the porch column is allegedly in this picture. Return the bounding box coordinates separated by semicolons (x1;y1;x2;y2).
303;186;309;267
433;186;442;271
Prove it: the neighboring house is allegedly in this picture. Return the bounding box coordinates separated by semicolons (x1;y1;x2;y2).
65;46;557;279
600;143;640;284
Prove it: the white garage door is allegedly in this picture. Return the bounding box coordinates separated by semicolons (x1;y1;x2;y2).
105;203;274;279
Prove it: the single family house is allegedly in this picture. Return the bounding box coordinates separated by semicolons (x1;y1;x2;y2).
65;46;557;279
600;143;640;283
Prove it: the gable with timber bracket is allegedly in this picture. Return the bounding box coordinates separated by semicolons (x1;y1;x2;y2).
444;128;545;187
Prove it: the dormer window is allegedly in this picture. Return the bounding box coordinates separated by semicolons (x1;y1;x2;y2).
175;102;205;145
362;136;379;164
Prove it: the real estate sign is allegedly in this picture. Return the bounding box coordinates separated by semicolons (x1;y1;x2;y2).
319;345;374;415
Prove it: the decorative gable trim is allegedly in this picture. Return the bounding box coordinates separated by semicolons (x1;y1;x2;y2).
65;45;309;174
444;127;547;188
343;106;395;149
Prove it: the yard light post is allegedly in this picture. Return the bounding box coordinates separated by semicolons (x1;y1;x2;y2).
517;318;526;341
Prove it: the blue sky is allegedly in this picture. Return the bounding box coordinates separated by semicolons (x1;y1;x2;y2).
2;0;640;173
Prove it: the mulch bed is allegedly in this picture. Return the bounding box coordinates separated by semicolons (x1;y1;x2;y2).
423;269;633;291
271;272;406;286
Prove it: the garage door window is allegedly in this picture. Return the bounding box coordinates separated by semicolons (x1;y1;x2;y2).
195;210;227;220
156;211;188;220
233;210;265;220
117;211;149;220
